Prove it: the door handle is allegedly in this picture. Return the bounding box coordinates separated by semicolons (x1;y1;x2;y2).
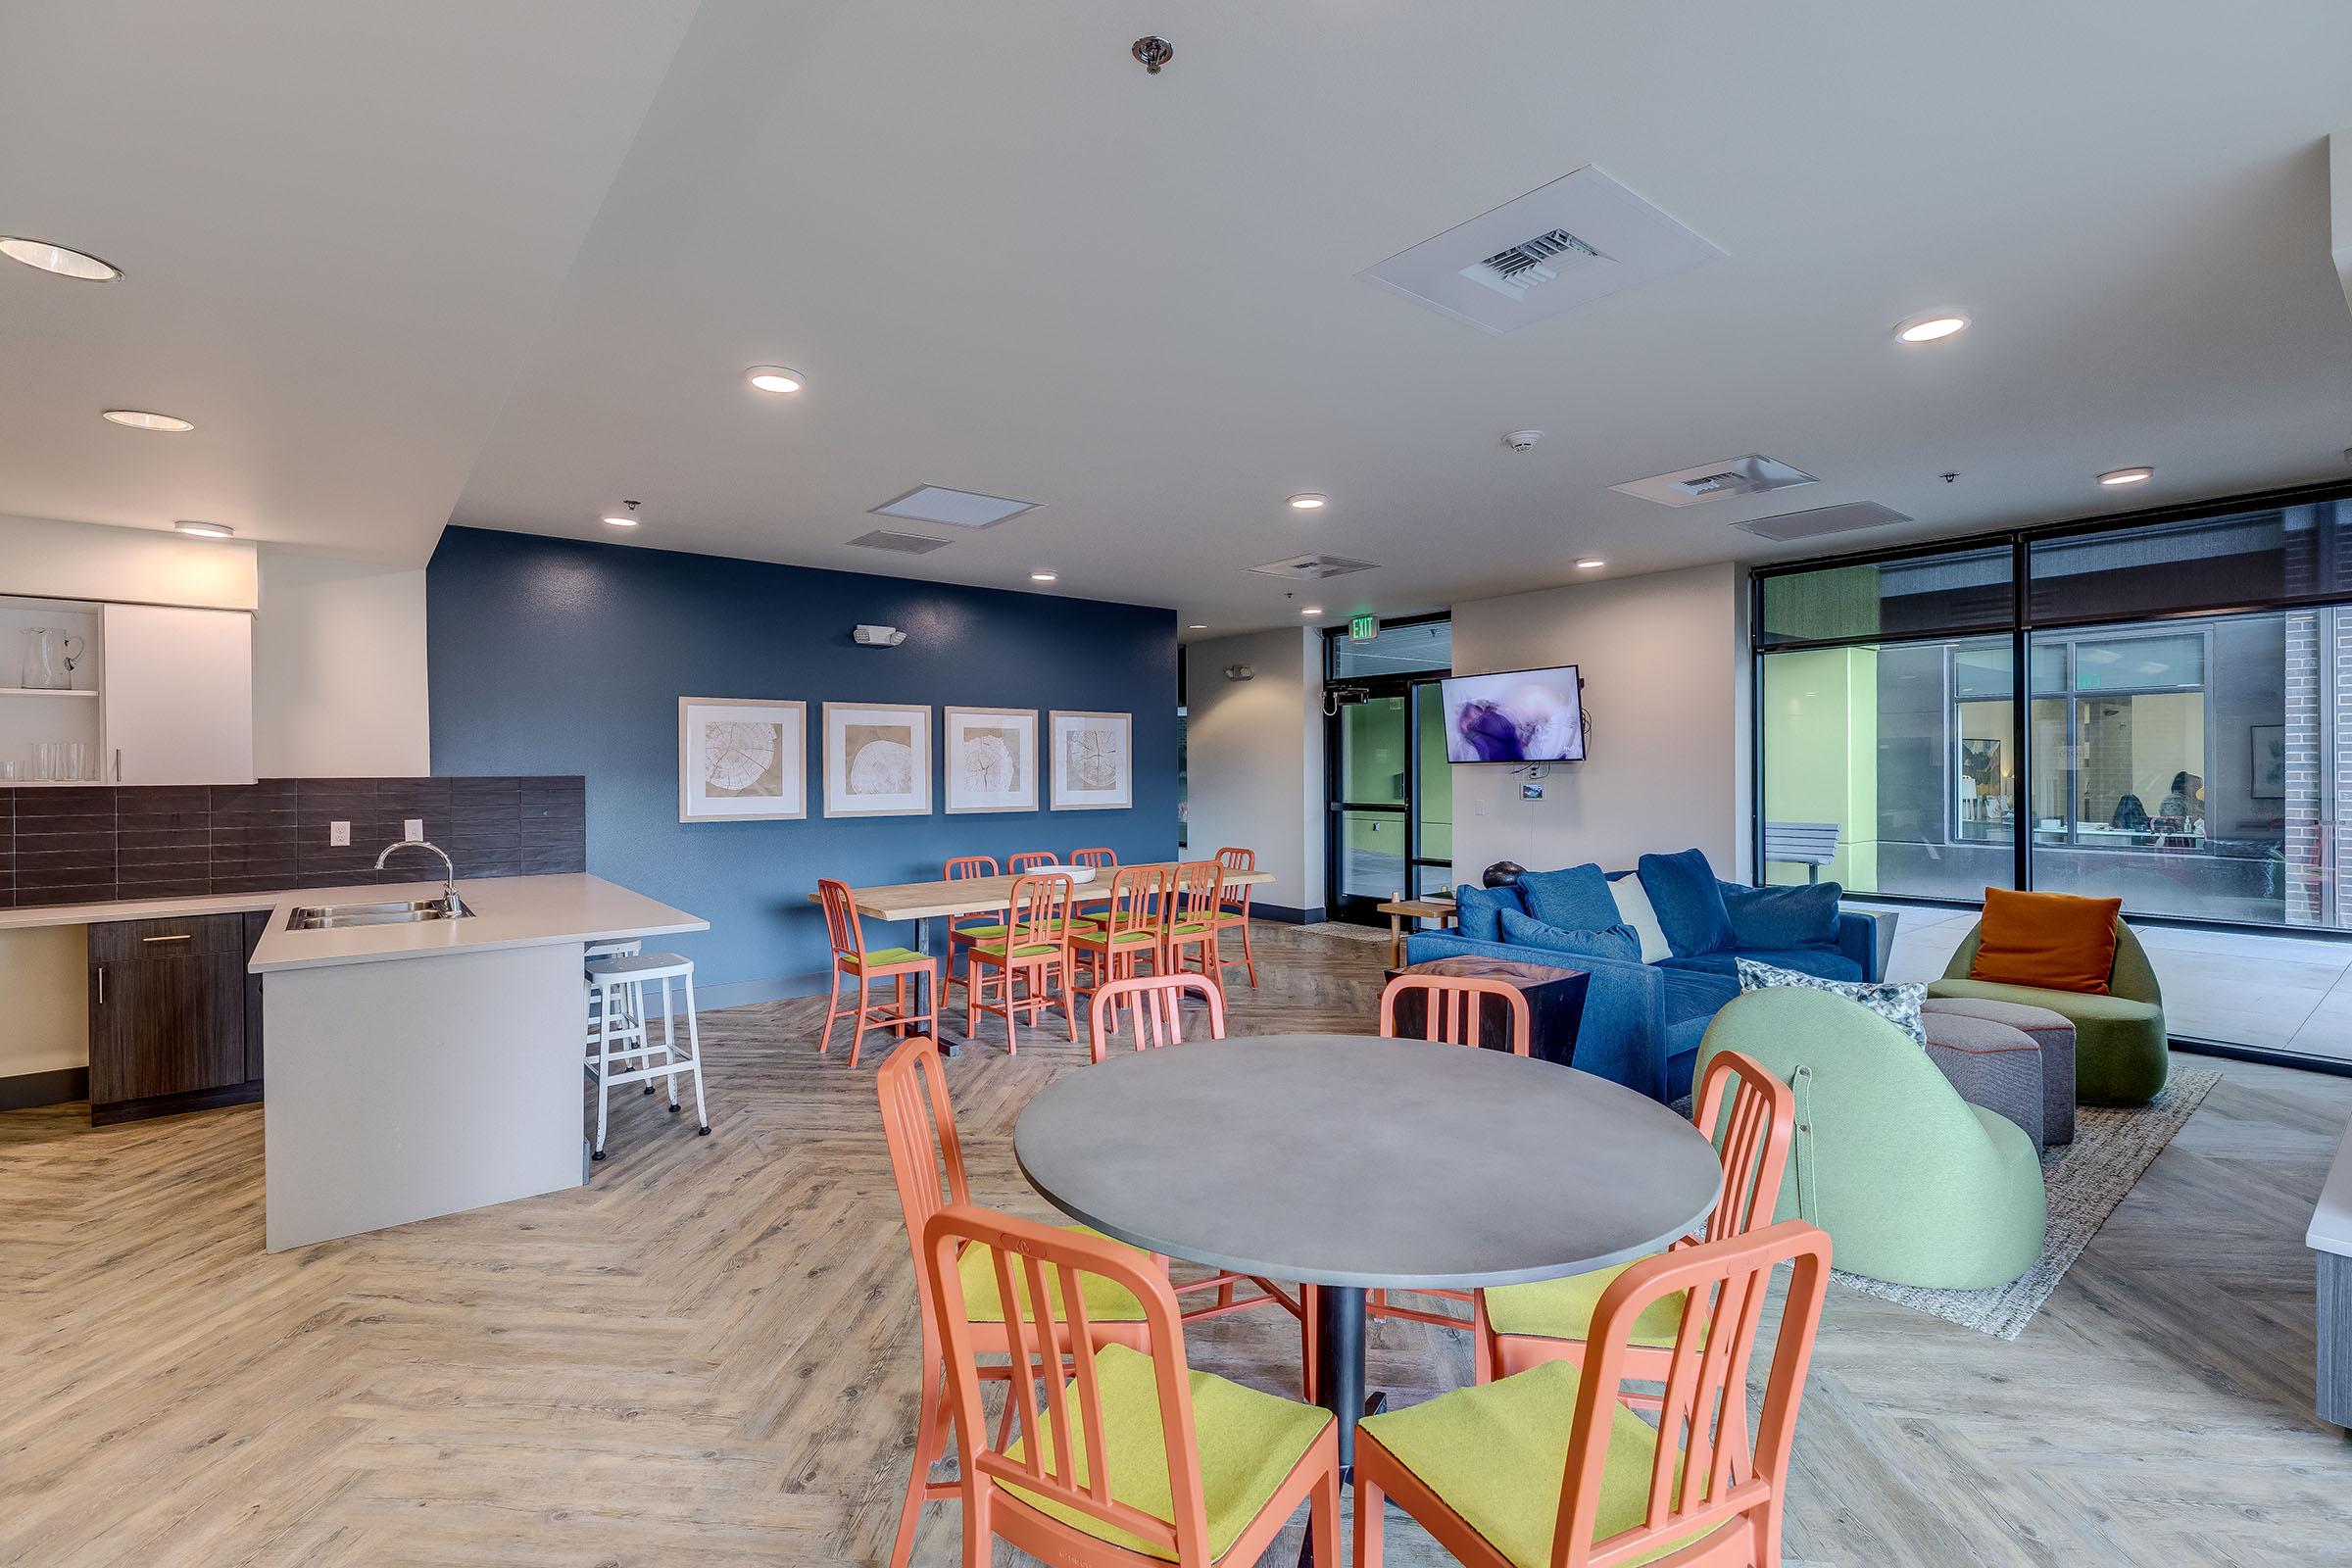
141;933;194;944
113;749;122;782
96;965;105;1005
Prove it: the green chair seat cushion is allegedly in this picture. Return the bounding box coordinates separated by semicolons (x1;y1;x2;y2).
1077;927;1159;947
1003;1343;1331;1562
954;923;1009;940
1484;1258;1687;1348
1169;920;1216;938
971;940;1071;961
1925;977;2168;1104
956;1225;1148;1325
1359;1359;1701;1568
853;946;927;966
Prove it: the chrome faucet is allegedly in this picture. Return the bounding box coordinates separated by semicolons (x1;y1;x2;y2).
375;839;459;913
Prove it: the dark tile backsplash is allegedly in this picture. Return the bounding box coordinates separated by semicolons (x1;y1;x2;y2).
0;776;584;907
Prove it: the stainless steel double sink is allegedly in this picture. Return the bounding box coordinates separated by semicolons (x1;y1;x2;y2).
286;898;473;931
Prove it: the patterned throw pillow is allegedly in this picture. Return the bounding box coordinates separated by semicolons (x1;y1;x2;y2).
1735;957;1928;1047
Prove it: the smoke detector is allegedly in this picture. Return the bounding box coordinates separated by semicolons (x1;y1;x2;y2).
1502;430;1544;453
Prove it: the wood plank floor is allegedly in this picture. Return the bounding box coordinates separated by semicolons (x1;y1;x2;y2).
3;919;2348;1566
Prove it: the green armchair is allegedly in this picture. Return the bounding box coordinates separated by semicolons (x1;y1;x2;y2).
1927;916;2167;1105
1693;987;2046;1290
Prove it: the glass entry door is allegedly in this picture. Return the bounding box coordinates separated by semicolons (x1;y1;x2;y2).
1326;680;1454;921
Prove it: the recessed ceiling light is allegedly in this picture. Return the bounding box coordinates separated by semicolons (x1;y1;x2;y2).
0;236;121;280
1575;558;1605;570
2097;466;2155;487
601;514;640;527
1893;311;1970;344
1188;622;1207;630
1301;605;1324;616
747;366;803;394
1030;570;1058;583
101;409;193;431
172;520;234;539
1287;493;1329;511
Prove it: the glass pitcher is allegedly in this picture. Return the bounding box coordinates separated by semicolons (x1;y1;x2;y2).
22;627;82;690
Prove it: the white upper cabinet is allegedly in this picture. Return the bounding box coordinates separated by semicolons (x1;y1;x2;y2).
100;604;255;785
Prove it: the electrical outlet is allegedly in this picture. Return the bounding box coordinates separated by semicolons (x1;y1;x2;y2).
329;819;351;848
404;818;424;842
1473;798;1489;817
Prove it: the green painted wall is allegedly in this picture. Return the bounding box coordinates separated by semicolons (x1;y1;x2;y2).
1760;647;1879;888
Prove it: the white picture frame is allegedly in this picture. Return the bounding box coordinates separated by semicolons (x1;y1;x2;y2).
943;706;1039;814
1049;709;1132;811
823;701;933;817
678;697;806;823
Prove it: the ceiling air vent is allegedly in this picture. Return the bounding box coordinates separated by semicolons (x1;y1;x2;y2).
1734;502;1911;543
1610;455;1818;509
847;528;951;555
1359;166;1722;336
1465;228;1604;301
1248;554;1380;582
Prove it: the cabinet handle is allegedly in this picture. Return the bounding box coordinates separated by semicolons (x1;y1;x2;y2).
96;965;105;1005
113;748;122;783
141;933;194;944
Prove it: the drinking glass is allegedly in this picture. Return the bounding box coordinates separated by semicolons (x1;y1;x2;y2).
67;742;88;782
34;742;58;782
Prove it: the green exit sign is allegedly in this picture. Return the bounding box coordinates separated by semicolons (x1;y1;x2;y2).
1348;613;1381;641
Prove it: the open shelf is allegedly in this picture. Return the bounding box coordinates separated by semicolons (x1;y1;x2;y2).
0;687;97;699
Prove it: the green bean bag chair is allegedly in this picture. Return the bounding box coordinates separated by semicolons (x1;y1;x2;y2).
1927;916;2168;1105
1694;987;2046;1290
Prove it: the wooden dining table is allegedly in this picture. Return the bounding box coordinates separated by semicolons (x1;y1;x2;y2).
808;860;1275;1051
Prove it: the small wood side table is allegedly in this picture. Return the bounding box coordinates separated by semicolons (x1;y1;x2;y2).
1375;897;1457;967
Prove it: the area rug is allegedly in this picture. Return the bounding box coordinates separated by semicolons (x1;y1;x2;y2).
1829;1068;2221;1339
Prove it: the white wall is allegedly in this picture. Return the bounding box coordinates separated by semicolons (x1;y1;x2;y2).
1449;563;1751;881
1185;628;1326;914
0;512;257;610
251;552;431;777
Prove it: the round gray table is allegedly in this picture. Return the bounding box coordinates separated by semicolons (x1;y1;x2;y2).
1012;1033;1722;1484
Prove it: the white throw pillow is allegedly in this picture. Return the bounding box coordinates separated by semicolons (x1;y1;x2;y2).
1608;875;1672;963
1736;957;1927;1047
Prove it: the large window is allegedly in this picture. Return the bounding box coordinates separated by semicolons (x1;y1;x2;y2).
1323;615;1454;918
1755;490;2328;933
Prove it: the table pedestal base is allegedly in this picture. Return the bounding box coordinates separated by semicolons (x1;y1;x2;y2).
1300;1284;1379;1567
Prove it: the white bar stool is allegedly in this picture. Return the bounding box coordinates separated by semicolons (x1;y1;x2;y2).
584;951;710;1160
583;939;643;1058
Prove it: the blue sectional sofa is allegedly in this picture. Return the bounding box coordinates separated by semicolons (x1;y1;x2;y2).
1401;850;1891;1102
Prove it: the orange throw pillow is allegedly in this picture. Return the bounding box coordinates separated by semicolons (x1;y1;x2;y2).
1969;888;2122;995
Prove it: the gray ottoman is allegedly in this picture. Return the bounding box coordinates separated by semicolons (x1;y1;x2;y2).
1920;1012;2047;1150
1921;997;2078;1146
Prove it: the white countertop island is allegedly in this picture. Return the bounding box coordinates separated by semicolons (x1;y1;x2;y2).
250;873;707;1250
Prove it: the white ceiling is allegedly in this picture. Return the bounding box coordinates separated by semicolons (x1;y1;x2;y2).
8;2;2352;638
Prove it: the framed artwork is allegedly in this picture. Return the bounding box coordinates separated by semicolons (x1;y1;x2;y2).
677;697;806;823
2252;723;2285;800
823;701;933;817
944;706;1038;813
1050;709;1132;811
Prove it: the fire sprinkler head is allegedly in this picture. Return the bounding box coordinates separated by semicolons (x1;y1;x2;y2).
1132;35;1173;74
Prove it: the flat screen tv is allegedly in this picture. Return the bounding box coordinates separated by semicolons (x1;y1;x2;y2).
1440;664;1585;763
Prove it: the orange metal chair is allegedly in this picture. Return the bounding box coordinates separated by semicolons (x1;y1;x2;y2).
1082;972;1301;1339
921;1202;1341;1568
876;1038;1152;1568
1482;1050;1796;1385
1071;847;1118;868
817;877;936;1068
1378;972;1532;1054
1335;972;1534;1381
1072;863;1169;1001
1352;1220;1833;1568
957;872;1080;1053
1212;846;1259;988
1008;851;1060;874
943;855;1003;980
1087;970;1224;1061
1163;859;1225;979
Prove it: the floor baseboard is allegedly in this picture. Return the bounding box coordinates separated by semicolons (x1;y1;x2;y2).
0;1066;90;1111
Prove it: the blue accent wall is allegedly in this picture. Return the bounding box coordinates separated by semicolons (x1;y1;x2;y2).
425;527;1178;993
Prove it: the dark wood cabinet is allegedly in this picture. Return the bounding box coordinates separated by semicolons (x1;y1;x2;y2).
88;912;266;1125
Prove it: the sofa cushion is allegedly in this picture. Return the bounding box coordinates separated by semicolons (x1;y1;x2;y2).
1604;871;1672;963
1736;957;1927;1046
1719;879;1841;949
1970;887;2122;995
1452;882;1526;943
1637;849;1738;956
1515;864;1619;934
1655;946;1863;983
1497;909;1641;964
1661;966;1738;1024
